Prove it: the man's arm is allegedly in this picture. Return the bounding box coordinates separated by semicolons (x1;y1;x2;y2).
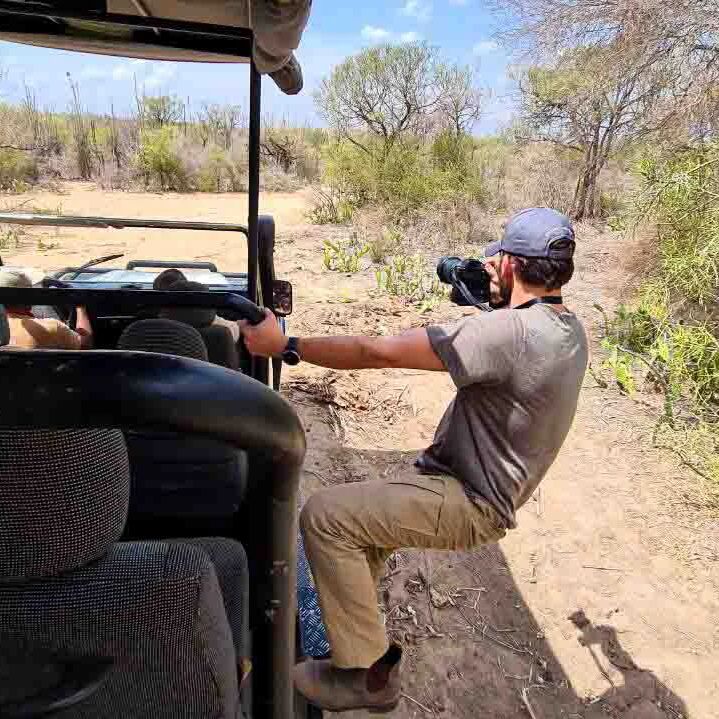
239;310;445;372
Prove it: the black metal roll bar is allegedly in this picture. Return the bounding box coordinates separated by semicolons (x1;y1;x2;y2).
0;213;249;234
0;287;266;325
0;347;305;719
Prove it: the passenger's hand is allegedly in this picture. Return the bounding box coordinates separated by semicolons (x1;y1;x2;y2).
75;306;94;349
238;308;286;357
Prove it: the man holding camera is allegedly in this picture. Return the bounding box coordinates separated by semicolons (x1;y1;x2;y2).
240;208;588;712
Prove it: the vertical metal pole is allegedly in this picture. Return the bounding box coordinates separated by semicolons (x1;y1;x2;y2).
248;60;270;384
248;60;261;306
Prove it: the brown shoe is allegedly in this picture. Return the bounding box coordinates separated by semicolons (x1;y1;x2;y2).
293;647;402;713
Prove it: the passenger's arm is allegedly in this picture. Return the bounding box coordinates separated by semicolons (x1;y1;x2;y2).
239;310;445;372
74;306;94;349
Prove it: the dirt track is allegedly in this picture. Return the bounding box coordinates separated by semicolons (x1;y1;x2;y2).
5;183;718;719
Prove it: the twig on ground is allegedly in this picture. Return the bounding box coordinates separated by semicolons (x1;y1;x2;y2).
520;686;542;719
497;656;531;682
423;553;435;625
455;604;531;656
581;565;624;572
303;468;329;485
402;693;432;713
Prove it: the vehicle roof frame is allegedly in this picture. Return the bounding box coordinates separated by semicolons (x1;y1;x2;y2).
0;1;264;307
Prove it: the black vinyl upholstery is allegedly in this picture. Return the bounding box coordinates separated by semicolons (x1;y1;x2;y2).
0;426;247;718
200;324;240;370
116;319;247;538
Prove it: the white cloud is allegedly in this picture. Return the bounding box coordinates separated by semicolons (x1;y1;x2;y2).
400;0;432;22
361;25;391;41
144;64;175;89
400;31;422;43
473;39;499;56
449;0;469;5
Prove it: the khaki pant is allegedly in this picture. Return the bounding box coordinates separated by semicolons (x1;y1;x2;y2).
300;471;506;668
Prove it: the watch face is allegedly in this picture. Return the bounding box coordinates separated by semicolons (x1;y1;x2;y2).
282;350;301;366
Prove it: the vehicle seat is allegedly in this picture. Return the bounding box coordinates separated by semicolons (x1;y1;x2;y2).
0;427;248;719
199;323;240;370
117;319;247;539
158;280;240;370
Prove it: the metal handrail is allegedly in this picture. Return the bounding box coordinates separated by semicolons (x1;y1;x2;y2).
0;213;249;234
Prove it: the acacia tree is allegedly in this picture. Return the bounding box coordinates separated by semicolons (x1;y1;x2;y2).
519;43;678;219
199;103;243;149
136;94;184;128
315;43;449;158
435;64;482;138
490;0;719;134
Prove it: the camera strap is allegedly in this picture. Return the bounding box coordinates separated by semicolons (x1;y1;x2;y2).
514;296;564;310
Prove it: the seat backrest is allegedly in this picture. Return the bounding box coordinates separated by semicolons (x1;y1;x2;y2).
154;280;240;370
117;319;247;539
0;427;241;718
117;317;209;360
199;324;240;370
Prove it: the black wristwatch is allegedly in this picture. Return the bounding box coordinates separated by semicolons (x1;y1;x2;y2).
281;336;301;365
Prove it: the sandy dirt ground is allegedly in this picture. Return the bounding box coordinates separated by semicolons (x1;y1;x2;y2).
4;183;718;719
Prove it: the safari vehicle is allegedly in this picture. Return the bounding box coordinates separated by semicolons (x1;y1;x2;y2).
0;2;329;718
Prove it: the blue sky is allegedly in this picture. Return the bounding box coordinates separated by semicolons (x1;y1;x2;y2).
0;1;515;134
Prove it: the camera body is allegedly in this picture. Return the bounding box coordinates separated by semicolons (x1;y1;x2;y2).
436;256;491;307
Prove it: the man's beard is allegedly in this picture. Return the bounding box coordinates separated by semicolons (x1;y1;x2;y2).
489;276;512;309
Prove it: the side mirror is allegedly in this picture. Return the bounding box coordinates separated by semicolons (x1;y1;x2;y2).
273;280;293;316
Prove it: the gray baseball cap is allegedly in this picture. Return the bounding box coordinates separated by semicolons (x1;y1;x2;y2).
484;208;575;260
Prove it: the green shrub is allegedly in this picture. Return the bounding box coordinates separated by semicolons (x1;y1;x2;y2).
0;149;38;191
367;226;403;264
375;254;446;310
136;127;187;191
599;145;719;487
0;228;21;250
196;148;224;192
308;188;356;225
431;131;473;172
322;237;369;273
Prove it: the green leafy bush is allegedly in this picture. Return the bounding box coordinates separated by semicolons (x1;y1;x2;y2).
600;144;719;488
375;254;445;310
136;128;188;191
0;149;38;191
367;226;403;264
308;188;356;225
322;237;369;273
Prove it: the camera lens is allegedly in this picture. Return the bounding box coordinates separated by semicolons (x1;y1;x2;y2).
436;256;462;284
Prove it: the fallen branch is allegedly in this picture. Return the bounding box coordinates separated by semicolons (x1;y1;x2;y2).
402;692;432;713
521;686;541;719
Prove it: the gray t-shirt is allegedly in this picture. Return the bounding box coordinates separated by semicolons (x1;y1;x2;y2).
419;304;588;529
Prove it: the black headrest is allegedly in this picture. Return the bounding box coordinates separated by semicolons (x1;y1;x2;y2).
159;280;217;329
0;305;8;346
117;318;208;361
0;428;129;580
